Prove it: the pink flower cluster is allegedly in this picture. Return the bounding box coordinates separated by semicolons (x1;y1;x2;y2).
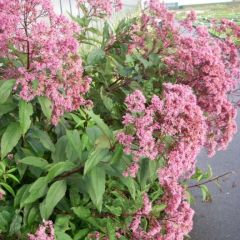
118;83;206;178
129;193;162;239
76;0;122;17
128;0;239;157
0;0;91;125
28;220;55;240
118;84;207;239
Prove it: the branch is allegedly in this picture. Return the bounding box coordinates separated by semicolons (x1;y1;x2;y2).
188;171;233;189
54;166;84;181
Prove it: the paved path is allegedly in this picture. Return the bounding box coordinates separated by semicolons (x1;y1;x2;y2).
191;113;240;240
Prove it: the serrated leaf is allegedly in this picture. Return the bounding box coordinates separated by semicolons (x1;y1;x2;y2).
86;110;113;141
40;180;67;220
31;127;55;152
52;136;67;163
84;148;109;175
47;161;76;181
1;122;22;159
24;177;48;205
19;100;33;135
19;156;48;169
0;79;15;104
38;96;52;120
120;176;136;200
86;127;102;144
66;130;82;159
86;167;105;212
72;206;91;219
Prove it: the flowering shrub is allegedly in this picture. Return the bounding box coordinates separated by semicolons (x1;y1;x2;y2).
0;0;239;239
0;0;91;125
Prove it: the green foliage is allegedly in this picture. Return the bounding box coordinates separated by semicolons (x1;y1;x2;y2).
0;7;222;240
19;100;33;136
40;180;67;219
1;122;22;159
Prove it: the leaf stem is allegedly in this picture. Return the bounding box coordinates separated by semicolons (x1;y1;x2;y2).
188;171;233;189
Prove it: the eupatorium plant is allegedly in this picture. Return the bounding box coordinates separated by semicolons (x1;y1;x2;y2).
127;1;239;157
0;0;91;125
0;0;239;239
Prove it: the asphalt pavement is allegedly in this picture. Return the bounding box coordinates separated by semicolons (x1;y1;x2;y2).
190;112;240;240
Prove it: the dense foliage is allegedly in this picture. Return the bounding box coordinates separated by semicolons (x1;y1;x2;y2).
0;0;239;239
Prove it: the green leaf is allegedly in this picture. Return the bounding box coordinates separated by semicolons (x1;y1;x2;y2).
71;114;85;128
87;48;105;65
38;96;52;120
135;54;151;69
72;206;91;219
1;122;22;159
111;144;123;165
24;177;48;205
47;161;76;181
6;173;20;183
27;207;39;225
105;205;122;217
139;158;149;189
200;185;212;202
152;204;166;217
69;187;80;207
102;22;110;47
55;215;71;233
86;167;105;212
86;127;102;144
0;79;15;104
149;160;158;182
19;100;33;135
120;177;136;200
31;127;55;152
66;130;82;159
0;182;15;196
84;148;109;175
86;110;113;141
0;101;16;116
40;180;67;220
9;213;22;236
56;231;73;240
107;218;116;240
52;136;67;163
73;229;89;240
19;156;48;169
14;184;30;208
0;209;13;232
